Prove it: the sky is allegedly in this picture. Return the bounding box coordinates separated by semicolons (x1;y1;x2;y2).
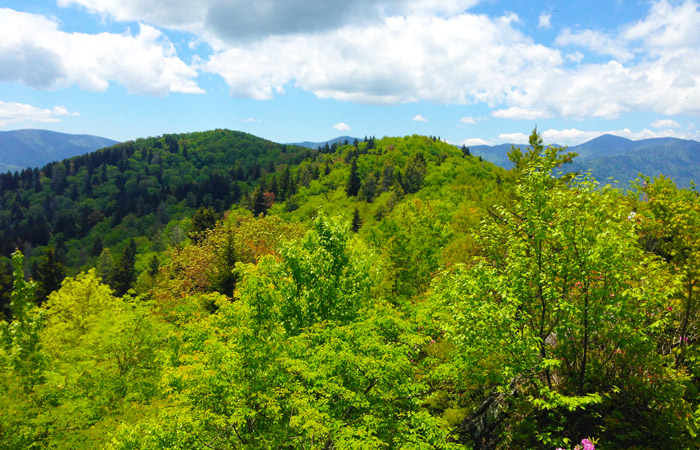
0;0;699;146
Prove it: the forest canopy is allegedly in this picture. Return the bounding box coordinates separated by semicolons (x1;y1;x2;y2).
1;129;698;449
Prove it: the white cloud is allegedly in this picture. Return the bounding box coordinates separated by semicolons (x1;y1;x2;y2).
460;116;476;124
460;137;490;146
200;12;564;103
537;126;700;146
333;122;351;130
538;12;552;29
242;117;261;122
0;101;78;126
555;29;633;61
59;0;479;45
492;107;546;120
30;0;700;121
498;132;530;144
651;119;681;129
412;114;428;122
0;8;202;95
623;0;700;52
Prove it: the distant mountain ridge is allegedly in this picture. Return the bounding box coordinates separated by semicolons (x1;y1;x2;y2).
468;134;700;188
0;129;118;172
290;136;360;149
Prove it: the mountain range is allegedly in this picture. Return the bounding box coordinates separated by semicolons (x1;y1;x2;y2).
469;134;700;188
0;129;118;172
290;135;360;149
2;129;699;188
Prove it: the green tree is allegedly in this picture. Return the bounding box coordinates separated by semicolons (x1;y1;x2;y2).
402;152;426;194
111;239;137;296
212;230;238;297
109;216;459;450
346;157;361;197
36;270;167;449
351;207;362;232
432;137;689;448
188;206;219;243
34;247;66;305
0;251;44;386
507;126;576;173
360;171;378;202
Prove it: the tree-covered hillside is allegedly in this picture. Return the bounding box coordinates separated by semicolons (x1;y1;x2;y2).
1;130;698;450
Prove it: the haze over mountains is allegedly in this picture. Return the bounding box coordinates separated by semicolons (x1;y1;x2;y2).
0;130;118;172
470;134;700;188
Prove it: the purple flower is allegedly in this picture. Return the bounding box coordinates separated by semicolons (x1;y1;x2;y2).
581;438;595;450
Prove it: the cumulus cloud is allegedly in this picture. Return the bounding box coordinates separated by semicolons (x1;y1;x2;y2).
0;101;78;126
498;132;530;144
623;0;700;52
333;122;351;130
651;119;681;129
537;127;700;146
460;137;490;146
412;114;429;122
41;0;700;121
460;116;476;124
555;29;634;61
492;107;547;120
59;0;479;44
0;8;202;95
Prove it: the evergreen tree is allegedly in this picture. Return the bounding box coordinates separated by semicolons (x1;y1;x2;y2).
360;172;378;202
90;236;104;257
351;208;362;232
34;247;65;304
346;158;361;197
213;231;238;298
402;152;427;194
111;239;137;296
188;206;219;243
147;254;160;279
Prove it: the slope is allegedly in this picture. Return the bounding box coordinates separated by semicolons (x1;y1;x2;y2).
0;129;119;169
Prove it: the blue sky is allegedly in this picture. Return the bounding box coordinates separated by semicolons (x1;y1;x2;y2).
1;0;699;146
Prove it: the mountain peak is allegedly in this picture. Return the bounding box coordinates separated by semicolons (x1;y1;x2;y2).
0;129;119;171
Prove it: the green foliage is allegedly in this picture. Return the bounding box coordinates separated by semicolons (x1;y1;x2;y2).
346;157;361;197
111;239;137;296
109;216;458;450
507;127;577;173
187;206;219;243
431;135;691;447
4;130;699;449
0;251;45;386
33;247;66;304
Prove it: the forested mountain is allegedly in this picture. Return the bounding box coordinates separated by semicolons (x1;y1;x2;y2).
0;130;315;309
567;136;700;188
1;129;698;450
0;129;118;170
470;134;700;187
290;135;360;149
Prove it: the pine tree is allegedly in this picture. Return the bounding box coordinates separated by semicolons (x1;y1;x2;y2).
351;208;362;232
253;184;268;216
346;158;361;197
189;206;218;243
147;254;160;279
111;239;137;296
34;247;65;304
213;231;238;297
